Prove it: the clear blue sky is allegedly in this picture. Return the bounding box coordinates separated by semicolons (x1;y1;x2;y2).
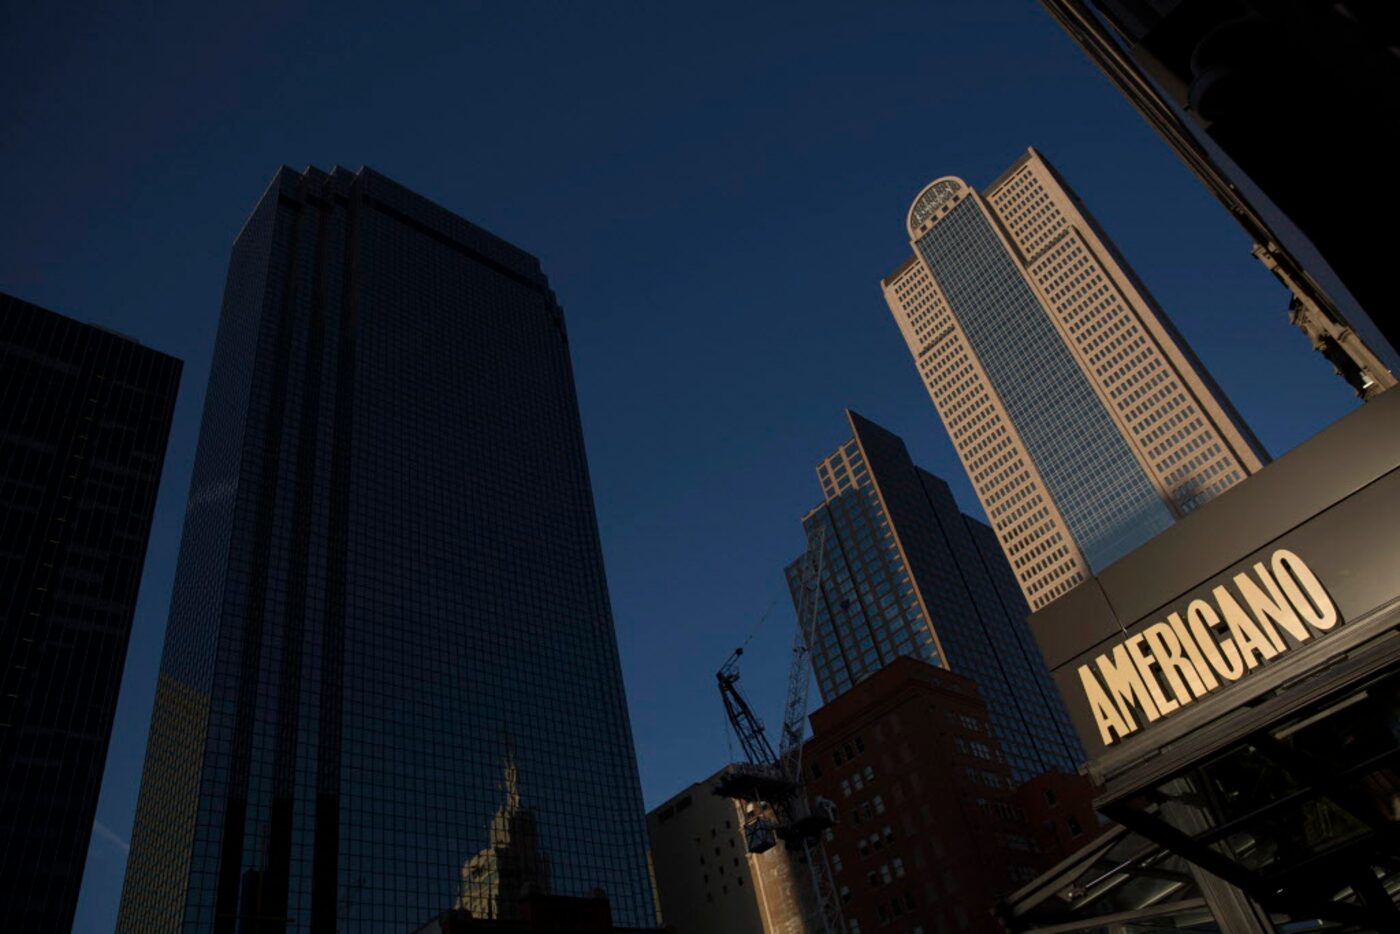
0;2;1357;929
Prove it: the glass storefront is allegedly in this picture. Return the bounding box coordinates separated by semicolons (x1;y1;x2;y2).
1107;662;1400;926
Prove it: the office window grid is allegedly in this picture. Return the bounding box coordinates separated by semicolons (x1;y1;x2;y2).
992;160;1250;515
913;198;1175;574
883;263;1084;610
794;487;937;702
120;179;283;930
791;417;1082;783
118;167;655;932
984;164;1066;263
887;152;1268;609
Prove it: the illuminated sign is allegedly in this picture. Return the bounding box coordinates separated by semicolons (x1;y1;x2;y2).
1077;549;1340;747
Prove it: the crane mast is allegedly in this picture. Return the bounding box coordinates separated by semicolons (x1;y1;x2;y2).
778;524;826;786
714;526;843;934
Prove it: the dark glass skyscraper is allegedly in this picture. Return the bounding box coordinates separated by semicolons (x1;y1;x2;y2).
118;166;656;931
787;412;1081;783
0;293;181;932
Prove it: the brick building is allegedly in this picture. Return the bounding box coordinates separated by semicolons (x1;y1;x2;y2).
803;657;1056;933
1014;771;1104;863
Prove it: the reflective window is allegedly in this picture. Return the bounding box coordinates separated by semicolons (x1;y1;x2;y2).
118;167;656;931
914;200;1174;571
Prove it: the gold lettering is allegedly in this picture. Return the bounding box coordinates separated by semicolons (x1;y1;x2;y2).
1096;644;1162;726
1079;664;1134;746
1167;612;1219;692
1125;633;1178;714
1187;599;1245;681
1236;565;1308;647
1074;550;1339;746
1272;549;1339;631
1144;621;1206;702
1214;586;1279;669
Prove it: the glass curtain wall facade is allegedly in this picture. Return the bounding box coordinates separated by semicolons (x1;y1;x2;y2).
915;197;1175;572
0;293;181;932
786;412;1081;783
117;166;655;931
883;149;1268;610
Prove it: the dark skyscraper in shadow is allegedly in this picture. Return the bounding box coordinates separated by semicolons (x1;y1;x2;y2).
0;293;181;932
117;167;656;931
1037;0;1399;398
788;412;1083;784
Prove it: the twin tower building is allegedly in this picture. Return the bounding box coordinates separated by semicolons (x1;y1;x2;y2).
113;150;1261;930
882;148;1267;611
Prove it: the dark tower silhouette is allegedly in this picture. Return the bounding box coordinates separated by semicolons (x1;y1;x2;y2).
0;293;180;931
1039;0;1399;396
117;167;655;932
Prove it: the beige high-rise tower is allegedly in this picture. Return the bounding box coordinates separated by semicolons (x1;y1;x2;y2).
882;148;1268;611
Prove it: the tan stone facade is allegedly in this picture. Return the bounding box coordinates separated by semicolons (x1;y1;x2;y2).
883;148;1267;611
647;773;814;933
885;250;1084;611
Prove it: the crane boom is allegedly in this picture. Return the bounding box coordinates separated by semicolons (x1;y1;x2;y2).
716;649;780;768
778;526;826;787
713;526;843;934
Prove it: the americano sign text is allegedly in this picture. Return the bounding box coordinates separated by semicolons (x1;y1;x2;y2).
1077;549;1340;746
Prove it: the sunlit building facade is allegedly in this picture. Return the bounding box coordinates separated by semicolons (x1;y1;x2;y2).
882;148;1268;610
647;770;814;934
787;412;1081;783
117;166;656;931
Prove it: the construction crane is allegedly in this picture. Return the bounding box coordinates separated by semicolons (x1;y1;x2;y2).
714;526;844;934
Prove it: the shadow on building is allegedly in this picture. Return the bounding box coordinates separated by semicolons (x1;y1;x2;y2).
418;891;663;933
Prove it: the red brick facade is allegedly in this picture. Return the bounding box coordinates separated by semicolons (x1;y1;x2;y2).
804;658;1058;934
1015;771;1105;865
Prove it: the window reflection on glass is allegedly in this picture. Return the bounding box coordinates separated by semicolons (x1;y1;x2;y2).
1219;795;1369;872
1119;670;1400;884
1199;744;1304;825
